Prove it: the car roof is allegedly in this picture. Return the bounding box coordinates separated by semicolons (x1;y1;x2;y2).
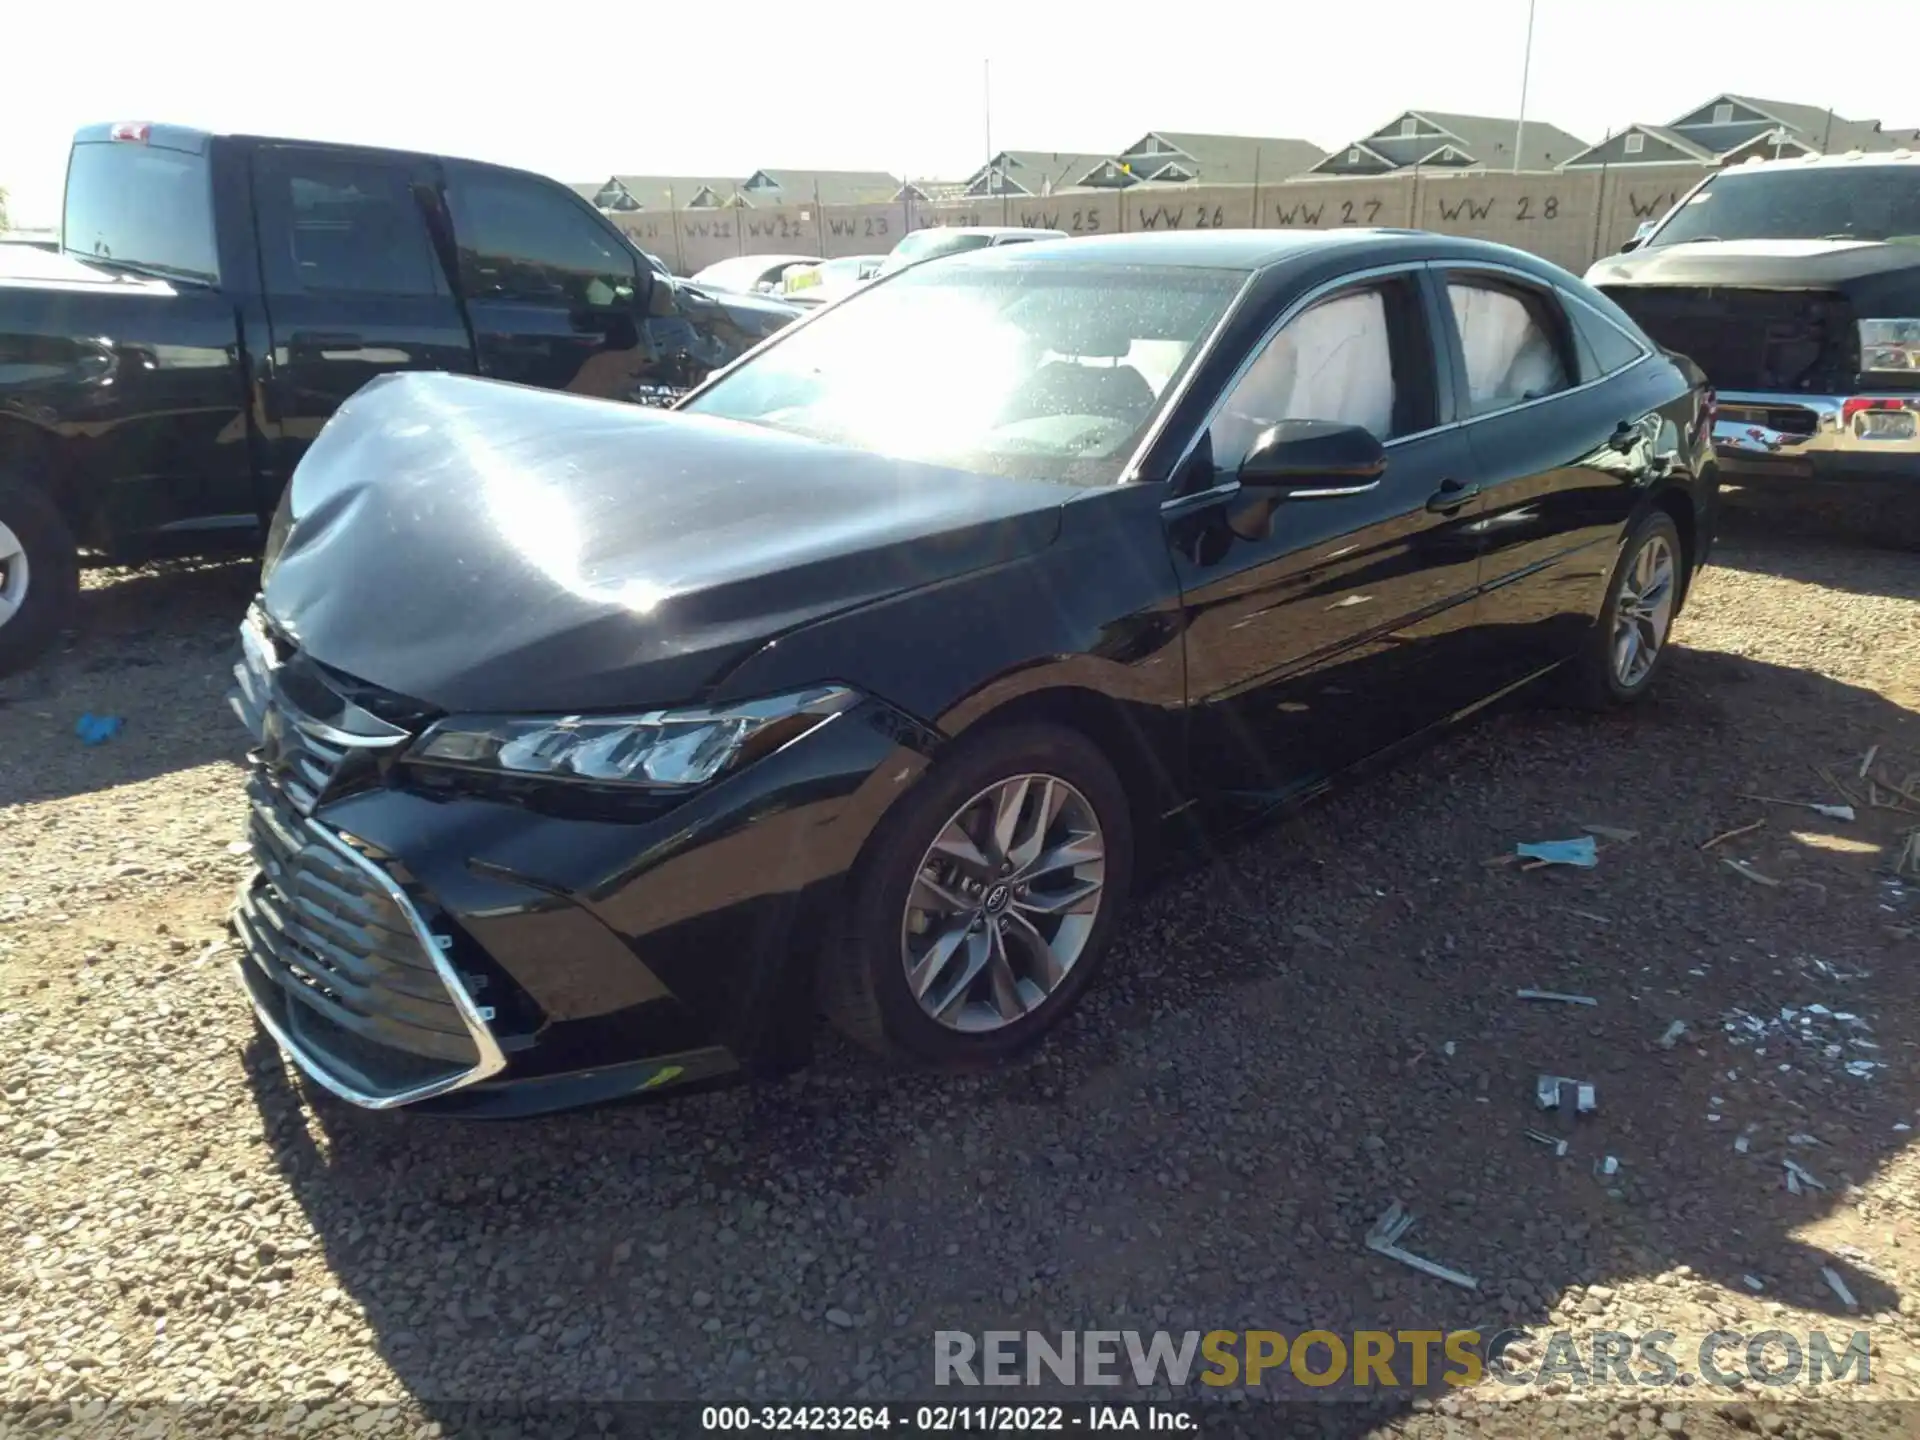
943;227;1550;274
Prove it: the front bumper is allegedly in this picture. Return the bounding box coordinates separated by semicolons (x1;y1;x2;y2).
1713;392;1920;486
230;687;932;1117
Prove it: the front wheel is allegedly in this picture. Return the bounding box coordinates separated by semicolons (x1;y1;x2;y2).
1562;509;1686;709
0;476;80;677
822;723;1135;1066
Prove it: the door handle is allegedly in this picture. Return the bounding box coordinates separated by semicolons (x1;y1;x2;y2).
1425;479;1481;514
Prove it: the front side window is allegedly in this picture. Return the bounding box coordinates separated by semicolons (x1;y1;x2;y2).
1447;282;1570;414
1207;289;1399;471
446;167;638;308
682;260;1245;485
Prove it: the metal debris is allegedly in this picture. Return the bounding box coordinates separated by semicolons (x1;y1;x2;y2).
1783;1158;1827;1192
1581;824;1640;843
1742;1275;1765;1292
1860;745;1880;782
1658;1020;1689;1049
1365;1202;1478;1291
1535;1075;1597;1113
1786;1132;1823;1147
1524;1129;1570;1157
1739;794;1856;821
1722;858;1781;886
1517;989;1599;1006
1821;1266;1858;1311
1442;1041;1456;1057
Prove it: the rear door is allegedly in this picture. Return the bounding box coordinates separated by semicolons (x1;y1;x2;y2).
252;145;476;497
1435;267;1653;681
1166;265;1491;804
441;162;662;401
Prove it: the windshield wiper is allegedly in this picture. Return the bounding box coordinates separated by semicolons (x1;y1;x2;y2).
72;253;216;289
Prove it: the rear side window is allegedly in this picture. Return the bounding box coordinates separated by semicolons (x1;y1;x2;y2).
253;151;441;296
445;167;638;309
1447;281;1571;415
1565;293;1648;379
63;140;219;283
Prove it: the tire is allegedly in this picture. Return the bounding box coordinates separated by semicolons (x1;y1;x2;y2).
1561;509;1686;710
822;722;1135;1067
0;474;80;677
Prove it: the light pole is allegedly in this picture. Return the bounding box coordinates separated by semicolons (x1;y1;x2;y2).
1513;0;1537;173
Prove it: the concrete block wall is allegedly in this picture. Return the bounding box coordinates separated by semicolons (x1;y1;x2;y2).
612;163;1709;278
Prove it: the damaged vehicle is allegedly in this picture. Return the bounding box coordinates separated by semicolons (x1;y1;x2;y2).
231;230;1716;1116
1588;152;1920;538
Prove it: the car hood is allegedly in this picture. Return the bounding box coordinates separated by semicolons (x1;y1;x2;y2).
1588;238;1920;289
261;371;1068;714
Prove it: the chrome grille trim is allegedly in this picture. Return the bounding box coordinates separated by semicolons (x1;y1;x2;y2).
233;786;508;1110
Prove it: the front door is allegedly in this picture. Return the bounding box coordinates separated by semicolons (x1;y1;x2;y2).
252;145;476;503
441;161;660;402
1166;268;1491;806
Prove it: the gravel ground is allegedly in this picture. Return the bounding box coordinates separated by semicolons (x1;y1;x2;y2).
3;526;1919;1440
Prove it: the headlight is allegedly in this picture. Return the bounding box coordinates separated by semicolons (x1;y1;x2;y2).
407;686;856;788
1858;319;1920;375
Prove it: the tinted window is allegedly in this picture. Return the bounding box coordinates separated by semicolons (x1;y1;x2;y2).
63;141;218;283
256;153;440;296
1566;293;1647;378
1209;289;1399;469
446;168;638;308
683;260;1243;485
1650;167;1920;246
1447;282;1570;415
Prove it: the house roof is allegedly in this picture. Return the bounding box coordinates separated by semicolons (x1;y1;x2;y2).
1720;96;1848;141
1405;112;1589;170
740;168;902;205
1104;131;1327;184
605;174;736;209
963;151;1099;196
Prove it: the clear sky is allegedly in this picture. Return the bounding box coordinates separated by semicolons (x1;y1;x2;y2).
2;0;1913;228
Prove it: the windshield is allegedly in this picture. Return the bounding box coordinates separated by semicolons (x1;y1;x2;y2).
681;259;1245;485
63;140;219;283
877;229;999;274
1651;167;1920;247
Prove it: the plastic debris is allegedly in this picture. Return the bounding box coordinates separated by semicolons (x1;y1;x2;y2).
1821;1266;1858;1311
1860;745;1879;781
75;712;124;746
1593;1155;1619;1177
1783;1158;1827;1192
1524;1129;1570;1157
1535;1075;1597;1113
1658;1020;1689;1049
1442;1041;1456;1057
1722;858;1781;887
1739;794;1856;822
1845;1059;1883;1079
1517;989;1599;1006
1365;1201;1478;1291
1742;1275;1765;1292
1515;837;1598;868
1734;1135;1750;1154
1581;824;1640;843
1787;1133;1823;1147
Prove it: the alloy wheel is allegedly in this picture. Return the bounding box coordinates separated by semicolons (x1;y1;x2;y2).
0;520;29;629
1611;531;1676;690
900;773;1107;1034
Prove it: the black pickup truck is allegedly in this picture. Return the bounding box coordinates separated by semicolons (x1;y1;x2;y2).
0;123;799;672
1587;152;1919;539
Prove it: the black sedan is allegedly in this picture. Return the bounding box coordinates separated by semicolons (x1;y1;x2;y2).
229;229;1718;1116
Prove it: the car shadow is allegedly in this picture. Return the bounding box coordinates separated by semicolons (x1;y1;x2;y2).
241;639;1916;1428
0;558;255;806
1709;520;1920;602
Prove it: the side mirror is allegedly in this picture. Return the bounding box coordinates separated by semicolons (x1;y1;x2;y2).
1620;219;1657;253
1238;420;1387;494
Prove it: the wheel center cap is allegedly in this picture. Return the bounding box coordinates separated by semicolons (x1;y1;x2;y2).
983;883;1012;915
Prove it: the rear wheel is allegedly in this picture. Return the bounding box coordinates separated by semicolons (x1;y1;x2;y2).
822;723;1134;1066
1561;509;1685;709
0;476;79;677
